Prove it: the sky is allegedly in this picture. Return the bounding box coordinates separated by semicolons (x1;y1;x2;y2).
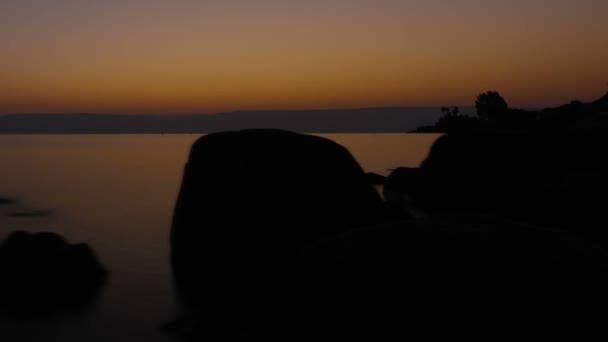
1;0;607;114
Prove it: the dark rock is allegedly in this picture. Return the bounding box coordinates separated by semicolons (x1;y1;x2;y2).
0;231;107;311
170;129;392;337
405;133;608;245
298;214;608;338
418;133;565;205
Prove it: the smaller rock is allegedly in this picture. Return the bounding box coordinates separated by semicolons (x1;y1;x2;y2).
0;231;108;311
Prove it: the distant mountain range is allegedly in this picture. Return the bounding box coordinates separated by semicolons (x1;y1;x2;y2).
0;107;454;134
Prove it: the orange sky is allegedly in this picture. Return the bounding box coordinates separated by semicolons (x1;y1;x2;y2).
2;1;607;114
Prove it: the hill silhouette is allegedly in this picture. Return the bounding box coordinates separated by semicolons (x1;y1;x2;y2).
0;107;449;134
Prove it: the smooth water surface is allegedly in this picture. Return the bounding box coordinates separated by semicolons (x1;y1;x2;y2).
0;133;440;341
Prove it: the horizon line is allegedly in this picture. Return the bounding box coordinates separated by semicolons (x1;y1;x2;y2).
0;105;485;117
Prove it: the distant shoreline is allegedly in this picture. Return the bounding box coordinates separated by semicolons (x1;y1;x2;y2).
0;107;454;134
0;131;442;135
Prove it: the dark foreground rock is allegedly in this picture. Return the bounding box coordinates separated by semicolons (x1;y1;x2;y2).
170;129;396;337
0;231;107;311
298;214;608;339
168;214;608;340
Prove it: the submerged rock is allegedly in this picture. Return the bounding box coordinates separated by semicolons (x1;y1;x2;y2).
6;209;53;218
0;231;107;311
0;197;15;205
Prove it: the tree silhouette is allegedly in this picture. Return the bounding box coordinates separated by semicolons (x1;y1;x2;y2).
476;91;508;121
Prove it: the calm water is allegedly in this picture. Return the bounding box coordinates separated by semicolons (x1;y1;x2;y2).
0;133;440;341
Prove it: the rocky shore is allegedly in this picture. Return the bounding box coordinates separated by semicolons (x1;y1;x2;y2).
169;129;608;339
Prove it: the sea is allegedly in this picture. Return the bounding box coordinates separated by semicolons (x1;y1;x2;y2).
0;133;441;341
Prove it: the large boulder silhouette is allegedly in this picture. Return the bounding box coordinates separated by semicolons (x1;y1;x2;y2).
417;133;564;210
0;231;107;311
170;129;388;336
382;134;565;221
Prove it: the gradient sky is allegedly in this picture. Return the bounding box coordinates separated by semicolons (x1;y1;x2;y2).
2;0;607;114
